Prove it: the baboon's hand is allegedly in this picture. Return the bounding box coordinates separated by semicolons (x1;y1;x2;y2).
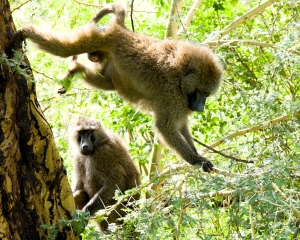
67;56;80;73
6;30;24;54
57;88;66;94
201;160;214;172
191;156;214;172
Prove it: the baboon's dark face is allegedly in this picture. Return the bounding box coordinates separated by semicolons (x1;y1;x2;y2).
181;70;215;112
188;91;208;112
78;130;96;155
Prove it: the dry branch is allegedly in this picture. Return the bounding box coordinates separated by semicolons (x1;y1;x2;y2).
249;204;256;239
197;190;234;199
216;0;279;39
205;39;276;48
272;183;300;221
177;0;203;36
204;40;300;55
202;114;291;153
165;0;183;39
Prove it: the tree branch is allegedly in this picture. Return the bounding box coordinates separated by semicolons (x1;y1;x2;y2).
216;0;279;39
204;39;300;55
272;182;300;221
202;114;292;153
165;0;183;39
72;0;102;8
130;0;135;32
205;39;276;48
177;0;203;36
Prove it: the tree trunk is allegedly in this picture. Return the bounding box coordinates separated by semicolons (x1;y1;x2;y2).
0;1;79;239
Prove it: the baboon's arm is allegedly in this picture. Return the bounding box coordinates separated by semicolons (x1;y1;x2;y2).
80;67;115;90
155;114;213;172
82;183;118;216
64;56;115;91
11;24;102;57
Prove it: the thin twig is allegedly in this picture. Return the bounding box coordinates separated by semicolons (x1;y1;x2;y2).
216;0;279;39
72;0;102;8
130;0;135;32
32;69;55;81
159;164;269;178
12;0;31;12
193;138;254;163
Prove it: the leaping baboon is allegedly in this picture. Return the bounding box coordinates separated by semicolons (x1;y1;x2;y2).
8;4;223;172
70;117;141;231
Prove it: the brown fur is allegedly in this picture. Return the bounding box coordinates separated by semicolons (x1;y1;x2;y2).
70;117;141;231
12;4;223;171
65;52;114;91
63;8;126;91
73;189;89;210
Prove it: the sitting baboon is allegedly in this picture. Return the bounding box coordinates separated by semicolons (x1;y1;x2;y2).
8;4;223;172
70;117;141;231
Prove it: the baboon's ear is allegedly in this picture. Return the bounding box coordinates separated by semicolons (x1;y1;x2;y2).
181;70;197;96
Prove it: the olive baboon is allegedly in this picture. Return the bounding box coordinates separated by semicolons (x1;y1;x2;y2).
8;4;223;172
64;51;114;91
62;16;123;91
70;117;141;231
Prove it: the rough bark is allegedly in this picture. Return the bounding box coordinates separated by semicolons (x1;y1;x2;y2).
0;1;78;239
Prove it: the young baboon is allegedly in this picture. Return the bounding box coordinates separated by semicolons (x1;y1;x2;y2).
61;16;124;91
64;51;114;91
70;117;141;231
8;4;223;172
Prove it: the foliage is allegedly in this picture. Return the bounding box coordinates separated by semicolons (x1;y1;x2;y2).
9;0;299;239
41;210;90;239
